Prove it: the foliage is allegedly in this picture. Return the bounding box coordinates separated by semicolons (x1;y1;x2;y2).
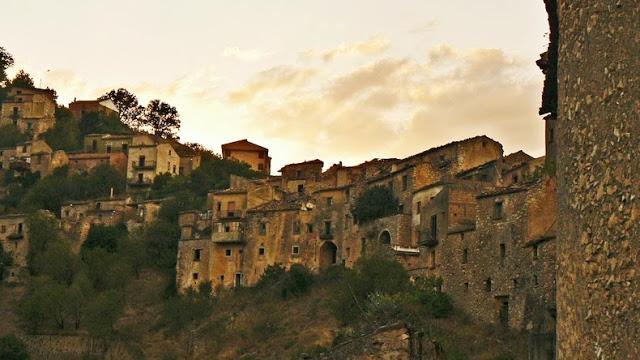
100;88;144;129
142;220;181;271
84;290;125;338
83;223;128;253
8;69;34;88
0;124;28;148
352;186;398;224
79;111;130;136
0;334;29;360
0;46;15;84
143;99;181;139
256;263;314;299
20;164;125;213
26;211;61;273
43;107;82;151
160;286;213;335
0;244;13;280
32;240;78;285
83;247;133;291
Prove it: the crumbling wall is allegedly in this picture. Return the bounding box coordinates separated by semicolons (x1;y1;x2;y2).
554;0;640;357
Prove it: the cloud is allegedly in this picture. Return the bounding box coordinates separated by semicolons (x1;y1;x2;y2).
229;45;545;170
222;47;273;62
302;36;390;62
410;20;439;34
227;65;317;103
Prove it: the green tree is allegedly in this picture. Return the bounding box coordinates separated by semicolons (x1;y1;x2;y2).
83;247;132;291
84;290;125;338
142;220;181;271
43;107;81;151
0;244;13;279
32;241;78;285
0;124;28;148
352;186;398;224
26;211;61;272
0;334;29;360
66;271;94;330
83;223;128;253
142;99;180;139
100;88;143;129
0;46;15;84
79;111;129;136
18;277;52;333
8;70;35;89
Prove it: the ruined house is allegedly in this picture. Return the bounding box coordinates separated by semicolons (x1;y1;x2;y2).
68;98;118;120
176;135;555;343
60;197;131;245
83;133;133;154
0;139;68;177
0;87;56;138
0;213;28;283
221;139;271;174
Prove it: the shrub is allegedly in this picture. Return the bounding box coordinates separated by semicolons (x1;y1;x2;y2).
0;334;29;360
280;264;314;299
351;186;398;224
84;290;125;339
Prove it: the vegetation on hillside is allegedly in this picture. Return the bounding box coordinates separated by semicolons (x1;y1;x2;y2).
352;186;398;223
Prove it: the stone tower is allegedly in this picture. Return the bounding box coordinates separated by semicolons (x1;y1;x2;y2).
552;0;639;357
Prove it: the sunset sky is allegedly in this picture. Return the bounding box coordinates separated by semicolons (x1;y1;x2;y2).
1;0;549;173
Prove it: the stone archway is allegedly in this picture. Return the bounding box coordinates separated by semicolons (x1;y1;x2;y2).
319;241;338;270
379;230;391;245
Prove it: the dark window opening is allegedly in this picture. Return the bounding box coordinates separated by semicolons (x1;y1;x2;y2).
225;249;232;257
324;221;332;235
122;143;128;153
297;184;304;193
194;249;202;261
416;201;421;214
398;204;404;213
306;223;313;233
192;273;199;280
259;247;265;256
533;244;539;259
402;175;408;191
293;220;301;234
106;145;112;153
259;222;267;235
513;174;518;183
462;248;468;264
485;278;492;292
430;214;438;240
326;197;333;206
464;282;469;291
493;201;504;219
292;245;300;255
500;243;506;261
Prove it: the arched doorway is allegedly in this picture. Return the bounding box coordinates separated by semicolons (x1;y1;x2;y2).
319;241;337;270
379;230;391;245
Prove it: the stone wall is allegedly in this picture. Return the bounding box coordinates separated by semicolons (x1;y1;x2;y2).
554;0;639;357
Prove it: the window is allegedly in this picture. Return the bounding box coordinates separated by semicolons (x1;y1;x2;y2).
513;278;519;288
258;163;264;171
225;249;232;257
92;140;97;151
219;275;224;281
326;197;333;206
217;202;222;212
500;243;506;261
259;247;265;256
398;204;404;213
259;222;267;235
0;225;5;233
138;173;144;183
95;202;101;210
292;245;300;255
224;225;230;232
167;161;170;171
173;165;176;174
464;282;469;291
296;170;302;178
533;244;539;259
345;188;350;199
138;155;145;166
227;201;236;217
429;250;436;268
306;223;313;233
324;221;332;235
258;152;265;159
293;220;301;234
402;175;408;191
430;214;438;240
513;174;519;183
169;150;172;156
416;201;421;214
345;247;351;258
533;274;539;286
485;278;492;292
493;201;504;219
122;143;128;153
106;145;112;153
194;249;202;261
297;184;304;193
192;273;199;280
344;214;350;230
462;248;468;264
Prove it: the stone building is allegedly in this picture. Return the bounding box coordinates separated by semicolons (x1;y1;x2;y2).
0;213;28;283
0;140;68;177
544;0;640;357
67;152;127;175
68;98;118;120
221;139;271;174
60;197;131;246
0;87;56;138
83;133;133;154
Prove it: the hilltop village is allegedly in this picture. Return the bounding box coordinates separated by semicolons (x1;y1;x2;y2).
0;80;558;348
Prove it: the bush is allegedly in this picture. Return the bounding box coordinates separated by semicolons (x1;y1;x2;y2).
160;287;213;335
83;223;128;253
255;263;314;299
84;290;125;338
0;334;29;360
351;186;398;224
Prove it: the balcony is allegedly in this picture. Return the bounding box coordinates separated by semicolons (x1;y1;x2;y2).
419;232;438;247
212;230;244;243
7;232;24;240
128;179;153;187
132;160;156;170
319;232;334;240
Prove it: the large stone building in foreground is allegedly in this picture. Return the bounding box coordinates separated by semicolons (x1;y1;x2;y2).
177;136;557;346
546;0;640;358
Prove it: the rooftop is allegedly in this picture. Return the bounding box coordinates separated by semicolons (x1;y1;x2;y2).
221;139;268;152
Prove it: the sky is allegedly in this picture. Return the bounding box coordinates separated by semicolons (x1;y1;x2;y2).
1;0;549;173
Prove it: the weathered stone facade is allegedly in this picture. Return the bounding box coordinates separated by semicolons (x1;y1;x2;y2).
68;98;118;120
0;213;29;283
549;0;640;357
221;139;271;174
0;87;56;138
176;135;556;350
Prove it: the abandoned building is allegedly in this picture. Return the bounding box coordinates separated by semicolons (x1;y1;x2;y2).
221;139;271;174
0;139;68;177
83;133;133;154
0;213;29;283
0;86;57;137
176;135;555;343
68;98;119;120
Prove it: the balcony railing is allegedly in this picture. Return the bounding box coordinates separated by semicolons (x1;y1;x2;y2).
132;161;156;170
212;230;244;243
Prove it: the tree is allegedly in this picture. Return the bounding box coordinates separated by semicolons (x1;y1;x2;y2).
43;107;81;151
84;290;125;338
351;186;398;224
79;111;129;135
99;88;143;129
26;212;61;272
82;223;128;253
0;245;13;280
0;124;28;148
0;334;29;360
66;272;94;330
32;241;78;285
142;99;180;139
9;70;35;89
0;46;14;84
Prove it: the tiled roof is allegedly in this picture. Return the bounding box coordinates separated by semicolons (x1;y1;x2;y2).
221;139;268;152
